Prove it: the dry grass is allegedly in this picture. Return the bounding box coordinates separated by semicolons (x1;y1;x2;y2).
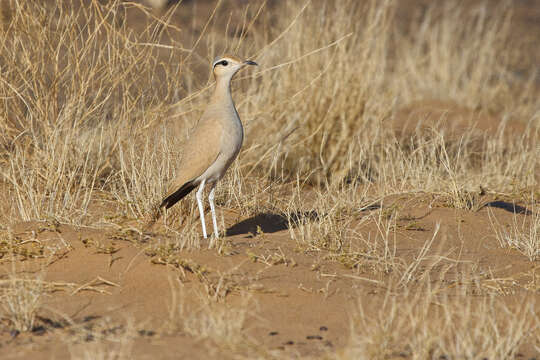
66;317;136;360
0;275;44;333
489;197;540;261
394;1;534;114
0;0;538;358
0;0;537;225
341;279;539;359
167;279;253;351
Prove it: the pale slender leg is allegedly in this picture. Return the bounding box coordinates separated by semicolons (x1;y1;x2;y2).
196;179;207;239
208;185;219;238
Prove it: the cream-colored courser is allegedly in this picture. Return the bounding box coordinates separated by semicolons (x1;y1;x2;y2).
159;55;257;238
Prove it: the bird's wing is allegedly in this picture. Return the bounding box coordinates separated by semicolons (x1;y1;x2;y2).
160;116;222;208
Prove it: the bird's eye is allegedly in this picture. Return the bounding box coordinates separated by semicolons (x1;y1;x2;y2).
221;60;228;66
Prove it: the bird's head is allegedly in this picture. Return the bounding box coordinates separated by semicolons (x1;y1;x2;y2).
212;55;258;80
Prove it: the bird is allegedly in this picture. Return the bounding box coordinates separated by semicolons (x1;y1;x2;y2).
155;55;258;239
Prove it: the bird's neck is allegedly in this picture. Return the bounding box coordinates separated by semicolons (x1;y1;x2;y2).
212;76;234;106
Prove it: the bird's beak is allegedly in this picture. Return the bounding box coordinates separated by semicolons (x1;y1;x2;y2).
243;60;258;66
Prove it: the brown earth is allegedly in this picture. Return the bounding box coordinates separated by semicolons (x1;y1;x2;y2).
1;191;539;358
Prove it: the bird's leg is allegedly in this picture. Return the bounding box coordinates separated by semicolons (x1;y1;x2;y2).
208;185;219;238
196;179;207;239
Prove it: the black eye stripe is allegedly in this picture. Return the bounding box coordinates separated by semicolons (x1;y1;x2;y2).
213;59;231;68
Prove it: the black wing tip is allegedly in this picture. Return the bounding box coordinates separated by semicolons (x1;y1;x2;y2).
160;181;197;209
159;199;169;209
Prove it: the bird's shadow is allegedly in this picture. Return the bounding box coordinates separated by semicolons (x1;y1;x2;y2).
483;201;532;215
226;212;315;236
225;204;381;237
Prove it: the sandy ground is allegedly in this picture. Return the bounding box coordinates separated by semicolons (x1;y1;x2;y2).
1;190;539;358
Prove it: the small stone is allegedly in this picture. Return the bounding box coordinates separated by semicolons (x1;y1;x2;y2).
249;283;265;291
269;331;278;336
319;326;328;331
306;335;323;340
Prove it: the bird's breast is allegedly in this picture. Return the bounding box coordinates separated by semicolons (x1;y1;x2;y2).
220;109;244;158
